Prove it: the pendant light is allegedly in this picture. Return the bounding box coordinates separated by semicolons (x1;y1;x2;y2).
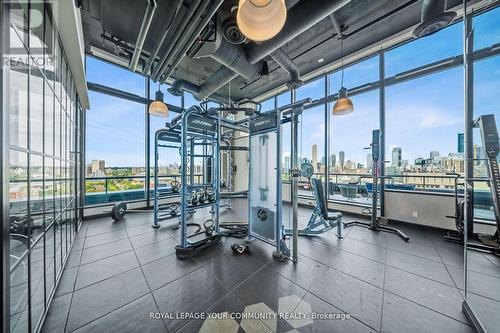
149;82;169;117
236;0;287;42
332;37;354;115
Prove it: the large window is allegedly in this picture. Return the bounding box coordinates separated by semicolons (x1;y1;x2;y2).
85;91;146;204
329;89;379;203
385;68;464;178
86;56;144;96
7;3;81;332
149;82;182;196
327;56;380;203
385;21;462;77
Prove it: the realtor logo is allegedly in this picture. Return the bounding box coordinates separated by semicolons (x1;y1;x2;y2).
2;0;57;70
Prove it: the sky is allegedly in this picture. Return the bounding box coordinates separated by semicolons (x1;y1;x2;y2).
85;7;500;168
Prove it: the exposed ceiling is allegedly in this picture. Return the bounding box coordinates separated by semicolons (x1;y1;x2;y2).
79;0;488;102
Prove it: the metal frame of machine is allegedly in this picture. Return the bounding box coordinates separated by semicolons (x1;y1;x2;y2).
344;129;410;242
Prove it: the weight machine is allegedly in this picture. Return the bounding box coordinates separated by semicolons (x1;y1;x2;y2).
343;129;410;242
445;114;500;254
246;98;312;262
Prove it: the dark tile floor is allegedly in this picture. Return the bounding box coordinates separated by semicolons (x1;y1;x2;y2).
41;199;500;333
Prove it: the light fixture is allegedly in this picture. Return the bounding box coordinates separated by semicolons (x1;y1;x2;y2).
332;87;354;115
149;83;169;117
332;37;354;116
236;0;287;42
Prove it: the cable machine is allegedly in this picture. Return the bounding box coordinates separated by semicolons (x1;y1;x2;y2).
344;129;410;242
445;114;500;254
247;98;311;262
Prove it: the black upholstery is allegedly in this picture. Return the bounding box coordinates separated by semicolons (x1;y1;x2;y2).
311;178;342;220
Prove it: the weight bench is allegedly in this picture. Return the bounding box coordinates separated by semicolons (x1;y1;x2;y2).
285;178;343;238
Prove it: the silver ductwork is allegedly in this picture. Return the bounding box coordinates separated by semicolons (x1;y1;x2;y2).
413;0;456;38
168;79;230;105
269;48;303;89
168;80;200;97
245;0;352;64
172;27;264;101
211;38;263;80
171;0;351;100
198;66;239;100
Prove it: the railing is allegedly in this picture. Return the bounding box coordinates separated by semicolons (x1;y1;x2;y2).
84;174;203;205
287;171;494;218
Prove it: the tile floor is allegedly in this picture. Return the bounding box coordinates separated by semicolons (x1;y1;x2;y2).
41;199;500;332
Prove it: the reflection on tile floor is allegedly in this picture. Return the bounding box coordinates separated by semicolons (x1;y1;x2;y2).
41;199;500;332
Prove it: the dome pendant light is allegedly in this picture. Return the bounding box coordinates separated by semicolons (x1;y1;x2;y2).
332;37;354;115
149;82;169;117
237;0;287;42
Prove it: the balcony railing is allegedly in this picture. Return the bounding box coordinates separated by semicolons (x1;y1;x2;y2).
84;172;496;221
84;174;203;205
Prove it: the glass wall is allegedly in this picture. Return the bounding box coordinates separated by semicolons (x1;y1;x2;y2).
6;2;81;332
84;58;146;205
149;81;182;198
260;6;500;209
465;6;500;332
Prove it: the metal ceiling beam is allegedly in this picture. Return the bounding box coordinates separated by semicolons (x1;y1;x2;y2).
130;0;157;72
151;0;206;80
87;82;184;113
143;0;184;76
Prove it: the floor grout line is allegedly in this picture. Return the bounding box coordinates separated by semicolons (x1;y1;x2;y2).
43;209;496;333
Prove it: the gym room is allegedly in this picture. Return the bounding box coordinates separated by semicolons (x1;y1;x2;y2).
1;0;500;332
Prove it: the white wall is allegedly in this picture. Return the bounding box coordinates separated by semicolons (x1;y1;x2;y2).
384;190;456;230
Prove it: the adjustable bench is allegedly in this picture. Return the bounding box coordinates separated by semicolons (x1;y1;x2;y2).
285;178;343;238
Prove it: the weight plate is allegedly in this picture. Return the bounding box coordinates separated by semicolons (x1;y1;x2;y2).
111;202;127;220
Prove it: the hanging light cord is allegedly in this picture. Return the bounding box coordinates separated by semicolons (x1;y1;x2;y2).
340;37;344;89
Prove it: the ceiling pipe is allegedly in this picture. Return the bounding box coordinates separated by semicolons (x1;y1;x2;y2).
151;0;206;80
143;0;184;75
160;0;225;81
245;0;352;64
269;48;303;89
413;0;456;38
168;79;230;105
130;0;157;72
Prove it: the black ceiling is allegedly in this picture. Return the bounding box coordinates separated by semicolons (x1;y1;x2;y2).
79;0;482;101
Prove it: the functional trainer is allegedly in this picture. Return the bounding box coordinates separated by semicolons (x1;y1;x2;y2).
343;129;410;242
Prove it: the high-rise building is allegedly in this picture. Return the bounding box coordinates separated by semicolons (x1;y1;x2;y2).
366;153;373;170
430;151;440;160
91;160;105;174
474;144;484;166
391;147;402;167
284;156;290;172
458;133;464;153
339;151;345;168
345;160;354;170
331;154;336;167
312;144;318;170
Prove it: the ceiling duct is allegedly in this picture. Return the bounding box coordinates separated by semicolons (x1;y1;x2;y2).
269;48;303;89
170;0;351;100
413;0;456;38
245;0;352;64
167;79;230;104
